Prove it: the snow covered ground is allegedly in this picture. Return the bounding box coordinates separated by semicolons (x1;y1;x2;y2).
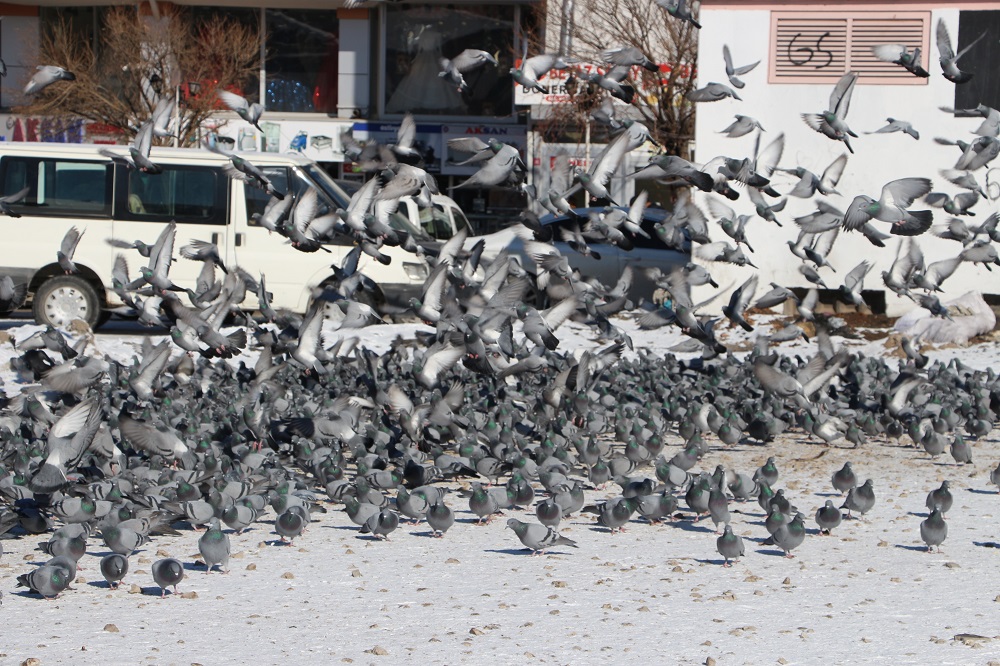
2;314;1000;665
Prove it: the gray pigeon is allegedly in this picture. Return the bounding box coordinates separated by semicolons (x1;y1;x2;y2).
24;65;76;95
769;512;806;557
831;462;857;494
151;557;184;597
920;508;948;552
841;479;876;518
991;461;1000;492
469;483;501;524
716;524;745;566
815;500;842;535
101;525;147;556
17;565;71;599
426;500;454;537
361;509;399;540
198;519;231;572
951;434;973;464
396;486;429;524
506;518;578;555
100;553;129;589
275;508;306;543
925;480;953;516
535;497;563;528
57;226;84;274
708;488;731;532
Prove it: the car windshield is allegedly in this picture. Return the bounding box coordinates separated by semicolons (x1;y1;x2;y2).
388;210;433;241
304;163;351;209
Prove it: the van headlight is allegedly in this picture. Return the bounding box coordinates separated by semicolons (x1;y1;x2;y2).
403;262;429;280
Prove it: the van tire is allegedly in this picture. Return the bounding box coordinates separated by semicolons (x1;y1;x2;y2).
32;276;101;329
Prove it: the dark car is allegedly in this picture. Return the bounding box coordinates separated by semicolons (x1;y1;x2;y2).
476;206;689;303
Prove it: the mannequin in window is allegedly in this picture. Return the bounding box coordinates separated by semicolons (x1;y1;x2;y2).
386;26;464;114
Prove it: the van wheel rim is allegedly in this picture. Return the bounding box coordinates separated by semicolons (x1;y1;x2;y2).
45;286;89;326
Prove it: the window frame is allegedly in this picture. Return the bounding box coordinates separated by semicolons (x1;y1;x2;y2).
768;10;931;85
0;156;113;219
113;163;230;225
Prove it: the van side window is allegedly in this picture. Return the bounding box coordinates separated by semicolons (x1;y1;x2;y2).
116;165;228;225
0;156;112;217
245;167;290;225
247;166;351;244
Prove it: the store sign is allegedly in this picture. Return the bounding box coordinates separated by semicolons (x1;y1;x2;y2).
514;61;696;105
441;123;527;176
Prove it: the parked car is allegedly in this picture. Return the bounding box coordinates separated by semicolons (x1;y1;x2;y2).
475;206;689;303
0;143;434;328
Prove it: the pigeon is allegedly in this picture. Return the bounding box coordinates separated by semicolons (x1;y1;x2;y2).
831;462;857;494
24;65;76;95
426;499;454;537
687;82;741;102
920;508;948;552
151;557;185;597
506;518;578;555
198;519;231;572
722;44;759;89
100;553;129;589
843;177;933;236
925;480;953;516
716;524;745;566
769;512;806;557
16;565;71;599
869;118;919;140
0;186;30;218
218;89;264;132
275;508;306;542
720;114;764;138
936;18;983;84
802;71;858;153
439;49;498;91
361;509;400;540
950;433;973;464
57;226;84;274
654;0;701;28
815;500;843;535
841;479;876;518
871;43;929;77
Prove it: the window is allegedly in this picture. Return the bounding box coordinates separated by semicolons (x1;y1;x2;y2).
769;11;930;84
954;11;1000;112
0;157;112;217
264;9;339;113
117;165;228;225
383;4;515;116
419;204;455;240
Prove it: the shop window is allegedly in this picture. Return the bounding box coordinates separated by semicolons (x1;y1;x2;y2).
265;9;339;113
383;4;514;117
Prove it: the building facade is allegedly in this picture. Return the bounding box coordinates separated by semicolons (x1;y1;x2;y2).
693;0;1000;317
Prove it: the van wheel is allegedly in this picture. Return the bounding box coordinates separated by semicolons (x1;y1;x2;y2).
32;276;101;329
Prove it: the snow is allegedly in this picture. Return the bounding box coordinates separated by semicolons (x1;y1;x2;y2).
2;313;1000;665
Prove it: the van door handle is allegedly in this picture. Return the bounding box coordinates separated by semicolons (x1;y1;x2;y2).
211;232;220;245
235;233;245;247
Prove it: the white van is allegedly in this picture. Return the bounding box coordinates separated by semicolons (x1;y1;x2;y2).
0;143;433;328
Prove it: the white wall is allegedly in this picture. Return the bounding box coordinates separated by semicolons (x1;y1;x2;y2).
692;7;997;317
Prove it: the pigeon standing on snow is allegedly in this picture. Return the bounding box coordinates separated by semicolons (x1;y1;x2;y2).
716;524;745;566
815;500;843;535
100;553;129;589
842;479;876;518
506;518;578;555
831;462;857;494
920;508;948;552
151;557;184;597
198;518;231;572
17;565;71;599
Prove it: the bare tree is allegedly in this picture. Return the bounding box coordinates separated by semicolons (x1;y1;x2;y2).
539;0;699;158
18;6;260;146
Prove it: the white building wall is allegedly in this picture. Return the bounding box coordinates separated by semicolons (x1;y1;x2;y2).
693;6;997;317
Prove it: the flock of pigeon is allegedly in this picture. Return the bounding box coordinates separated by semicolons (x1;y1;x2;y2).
3;2;1000;609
